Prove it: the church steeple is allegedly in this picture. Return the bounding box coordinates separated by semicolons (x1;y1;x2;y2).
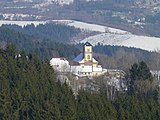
83;42;92;62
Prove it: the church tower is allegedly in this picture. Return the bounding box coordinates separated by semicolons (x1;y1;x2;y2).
84;42;92;62
73;42;102;76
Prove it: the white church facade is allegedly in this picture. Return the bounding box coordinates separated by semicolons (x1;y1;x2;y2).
50;42;107;77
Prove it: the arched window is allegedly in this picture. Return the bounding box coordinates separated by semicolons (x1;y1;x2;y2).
87;55;90;60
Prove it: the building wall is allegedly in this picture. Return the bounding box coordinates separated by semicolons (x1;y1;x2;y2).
93;63;98;67
93;66;102;72
91;71;104;76
81;66;93;73
84;46;92;53
84;53;92;61
70;66;82;74
50;58;70;72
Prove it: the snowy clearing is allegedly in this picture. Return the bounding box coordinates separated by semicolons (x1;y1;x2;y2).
0;20;46;27
0;20;128;34
66;20;128;33
81;33;160;52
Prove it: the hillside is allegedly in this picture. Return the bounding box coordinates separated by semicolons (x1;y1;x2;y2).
0;0;160;37
81;33;160;52
0;20;160;71
1;20;160;52
0;23;81;59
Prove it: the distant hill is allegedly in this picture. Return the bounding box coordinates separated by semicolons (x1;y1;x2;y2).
1;0;160;37
1;20;160;52
0;20;160;70
81;33;160;52
0;23;81;59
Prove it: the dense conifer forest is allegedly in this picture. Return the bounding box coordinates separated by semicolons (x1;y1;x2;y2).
0;25;80;59
1;23;81;43
0;44;160;120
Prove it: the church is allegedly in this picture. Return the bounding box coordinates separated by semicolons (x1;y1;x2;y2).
50;42;126;94
50;42;106;77
72;42;104;76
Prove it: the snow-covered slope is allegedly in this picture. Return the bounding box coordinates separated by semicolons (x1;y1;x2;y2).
81;33;160;52
67;21;127;33
0;20;128;33
14;0;74;5
51;20;128;33
59;20;160;52
0;20;46;27
0;20;160;52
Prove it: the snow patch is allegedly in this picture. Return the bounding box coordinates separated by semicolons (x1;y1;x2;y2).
67;21;128;34
0;20;46;27
81;33;160;52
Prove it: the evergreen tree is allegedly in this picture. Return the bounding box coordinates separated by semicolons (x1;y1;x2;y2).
128;61;158;99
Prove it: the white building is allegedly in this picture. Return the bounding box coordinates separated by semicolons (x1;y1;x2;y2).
50;57;70;72
50;42;106;77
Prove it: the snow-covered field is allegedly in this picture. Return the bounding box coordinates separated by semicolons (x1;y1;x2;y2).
65;20;128;33
0;20;46;27
0;20;160;51
0;20;128;33
81;33;160;52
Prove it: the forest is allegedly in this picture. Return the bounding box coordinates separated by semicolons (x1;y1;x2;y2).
0;25;81;59
0;44;160;119
1;23;81;43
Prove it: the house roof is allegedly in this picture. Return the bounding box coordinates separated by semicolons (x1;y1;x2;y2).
84;60;93;65
69;61;80;66
73;53;83;62
84;42;92;46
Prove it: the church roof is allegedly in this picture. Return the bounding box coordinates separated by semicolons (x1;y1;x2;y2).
84;42;92;46
69;61;80;66
73;53;83;62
